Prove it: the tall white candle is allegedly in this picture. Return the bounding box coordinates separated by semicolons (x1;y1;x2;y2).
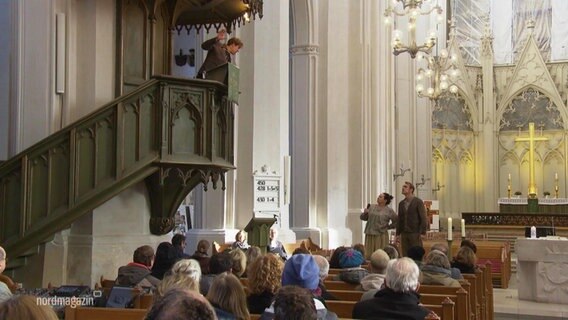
447;218;453;240
508;173;511;180
461;219;466;238
555;172;558;180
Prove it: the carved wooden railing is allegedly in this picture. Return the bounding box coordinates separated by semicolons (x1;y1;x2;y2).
462;212;568;227
0;75;234;259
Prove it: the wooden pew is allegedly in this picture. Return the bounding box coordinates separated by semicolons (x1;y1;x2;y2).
475;242;510;289
326;300;356;318
418;285;470;320
462;272;482;320
422;240;511;289
327;289;364;301
327;299;454;320
420;291;468;320
423;298;455;320
65;307;147;320
323;280;359;291
482;262;494;320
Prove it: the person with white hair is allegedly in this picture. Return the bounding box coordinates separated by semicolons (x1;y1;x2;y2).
0;246;13;303
312;254;338;301
267;227;287;260
352;257;430;320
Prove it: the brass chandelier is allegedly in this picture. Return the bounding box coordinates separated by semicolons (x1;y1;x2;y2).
384;0;444;58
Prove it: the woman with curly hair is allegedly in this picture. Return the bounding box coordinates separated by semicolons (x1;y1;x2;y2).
207;273;250;320
246;254;284;314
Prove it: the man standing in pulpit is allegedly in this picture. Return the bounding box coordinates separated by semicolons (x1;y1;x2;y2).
396;182;428;257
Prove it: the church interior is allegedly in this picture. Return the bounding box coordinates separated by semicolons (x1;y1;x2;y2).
1;0;568;319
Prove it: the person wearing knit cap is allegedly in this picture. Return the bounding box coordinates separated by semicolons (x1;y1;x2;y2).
335;249;369;285
261;254;338;319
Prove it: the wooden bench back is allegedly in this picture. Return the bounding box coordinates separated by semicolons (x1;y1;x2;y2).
65;307;147;320
323;280;359;291
325;300;356;318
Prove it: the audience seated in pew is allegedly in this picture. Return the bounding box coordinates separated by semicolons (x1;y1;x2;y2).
420;250;462;288
191;239;211;275
382;244;399;260
0;295;58;320
246;254;284;314
115;245;161;289
312;255;339;301
207;273;250;320
172;234;191;259
200;252;233;296
146;288;216;320
451;246;478;274
260;254;338;319
267;227;288;261
232;230;251;250
272;286;319;320
430;243;463;280
151;242;179;280
229;248;248;278
358;249;390;301
157;273;199;299
407;245;426;268
0;246;13;303
244;246;262;277
328;246;348;269
352;257;430;320
334;248;368;284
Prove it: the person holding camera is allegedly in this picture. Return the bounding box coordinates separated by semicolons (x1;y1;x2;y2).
360;193;398;259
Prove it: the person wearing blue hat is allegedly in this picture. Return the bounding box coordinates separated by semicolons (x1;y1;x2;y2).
260;254;338;319
335;249;369;284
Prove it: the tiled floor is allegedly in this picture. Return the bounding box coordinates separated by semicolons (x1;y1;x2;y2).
494;272;568;320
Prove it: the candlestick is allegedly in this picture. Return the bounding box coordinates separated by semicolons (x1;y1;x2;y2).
447;218;453;241
461;219;466;238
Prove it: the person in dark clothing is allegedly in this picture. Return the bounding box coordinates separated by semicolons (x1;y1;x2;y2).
328;246;348;269
451;246;478;274
246;254;284;314
352;257;430;320
200;252;233;296
196;30;243;79
273;286;318;320
115;245;161;289
191;239;211;274
172;234;191;259
151;242;179;280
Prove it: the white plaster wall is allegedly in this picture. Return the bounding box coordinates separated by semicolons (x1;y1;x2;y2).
0;1;11;160
91;182;170;287
234;1;291;235
18;0;53;151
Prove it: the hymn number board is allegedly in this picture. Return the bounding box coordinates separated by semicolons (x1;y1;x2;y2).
254;176;281;212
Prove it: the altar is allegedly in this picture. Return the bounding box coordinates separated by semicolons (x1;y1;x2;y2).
498;198;568;214
516;238;568;304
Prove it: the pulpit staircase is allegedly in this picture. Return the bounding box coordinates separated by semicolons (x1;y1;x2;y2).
0;76;235;270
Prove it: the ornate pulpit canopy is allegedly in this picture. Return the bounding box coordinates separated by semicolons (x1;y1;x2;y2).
163;0;263;32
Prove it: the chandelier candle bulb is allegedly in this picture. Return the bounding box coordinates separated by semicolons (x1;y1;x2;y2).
447;218;452;240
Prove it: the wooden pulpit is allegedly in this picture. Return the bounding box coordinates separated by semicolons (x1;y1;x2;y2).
244;216;276;253
205;62;240;103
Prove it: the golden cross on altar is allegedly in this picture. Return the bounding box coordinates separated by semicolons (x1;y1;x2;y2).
515;123;548;197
